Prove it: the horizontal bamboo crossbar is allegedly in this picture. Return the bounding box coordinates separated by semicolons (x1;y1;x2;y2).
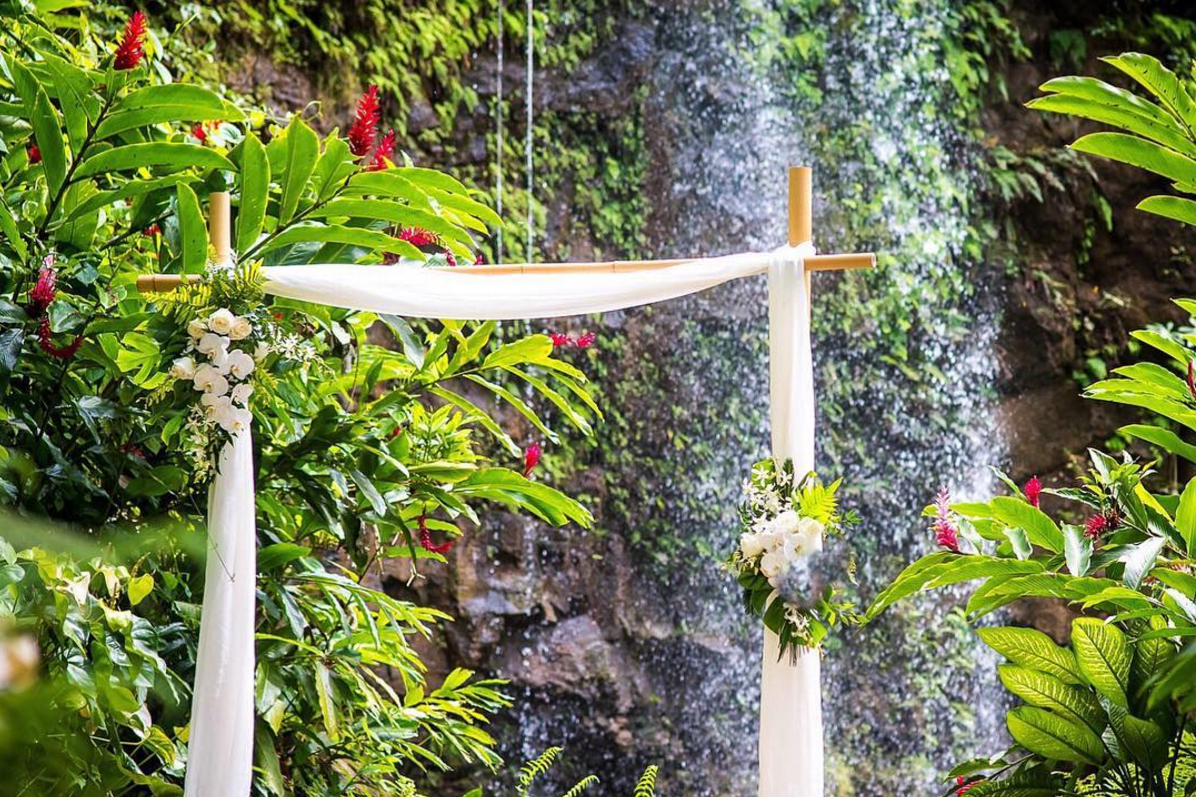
135;252;874;293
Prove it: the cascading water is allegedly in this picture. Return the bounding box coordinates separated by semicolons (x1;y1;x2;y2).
477;2;1009;795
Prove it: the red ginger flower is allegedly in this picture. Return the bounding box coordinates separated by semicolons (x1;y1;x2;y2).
369;129;396;171
933;486;960;553
1024;475;1042;508
576;331;597;349
398;227;438;247
550;332;574;348
523;442;542;477
27;143;41;164
417;514;453;554
191;123;208;143
1188;359;1196;403
444;249;458;267
1084;510;1119;540
37;317;83;359
956;776;978;795
28;264;57;315
348;86;381;157
474;253;485;265
113;11;148;71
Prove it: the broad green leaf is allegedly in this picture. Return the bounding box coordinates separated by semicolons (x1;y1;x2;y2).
1177;477;1196;555
176;184;206;274
75;143;233;178
0;197;27;261
65;174;190;222
1006;706;1104;764
1071;132;1196;188
1114;713;1167;773
257;543;311;573
1103;52;1196;131
1035;75;1184;133
98;84;243;139
1062;525;1091;576
482;336;553;370
127;573;153;606
237;133;270;254
977;626;1082;684
311;134;354;201
964;771;1062;797
991;497;1064;552
455;468;591;527
1137;195;1196;227
257;224;423;259
464;374;559;443
1003;526;1032;560
41;54;91;150
254;723;286;796
998;665;1105;731
314;661;339;740
11;61;67;194
431;387;520;456
349;469;386;515
1072;617;1130;707
1120;424;1196;465
1130;329;1192;366
1120;536;1165;590
1027;91;1196;158
311;199;473;247
278;115;319;224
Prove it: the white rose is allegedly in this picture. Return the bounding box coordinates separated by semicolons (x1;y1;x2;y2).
739;532;765;559
228;316;253;341
217;406;252;434
759;550;788;580
197;332;230;358
192;365;229;397
792;517;825;556
187;318;207;340
208;308;236;335
253;341;271;363
170;356;196;380
771;510;800;535
230;383;254;405
226;349;255;379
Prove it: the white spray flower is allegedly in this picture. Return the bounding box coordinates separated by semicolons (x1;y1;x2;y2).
253;341;271;363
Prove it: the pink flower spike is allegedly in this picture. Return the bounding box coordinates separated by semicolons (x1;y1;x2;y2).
576;331;597;349
474;253;485;265
523;442;542;477
550;332;574;348
444;249;458;268
29;265;57;315
397;227;438;247
932;486;960;553
417;515;453;554
348;85;381;157
1024;476;1042;508
368;129;396;171
113;11;148;70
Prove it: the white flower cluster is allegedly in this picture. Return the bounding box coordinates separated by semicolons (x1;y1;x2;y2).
171;308;265;435
738;509;824;589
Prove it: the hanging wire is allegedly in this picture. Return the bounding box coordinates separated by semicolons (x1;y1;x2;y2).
495;0;504;265
525;0;534;263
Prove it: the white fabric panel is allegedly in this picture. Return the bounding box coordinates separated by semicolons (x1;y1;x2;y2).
184;429;257;797
759;252;822;797
260;245;813;320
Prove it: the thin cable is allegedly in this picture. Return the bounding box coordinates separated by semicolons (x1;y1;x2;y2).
496;0;504;265
525;0;534;263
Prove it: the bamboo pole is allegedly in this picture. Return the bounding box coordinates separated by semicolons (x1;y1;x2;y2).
210;192;232;267
789;166;813;305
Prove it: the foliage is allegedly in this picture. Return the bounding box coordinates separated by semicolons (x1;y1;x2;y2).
488;747;657;797
1027;52;1196;228
0;5;600;796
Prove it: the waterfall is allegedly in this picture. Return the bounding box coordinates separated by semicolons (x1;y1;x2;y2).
495;0;504;265
525;0;534;262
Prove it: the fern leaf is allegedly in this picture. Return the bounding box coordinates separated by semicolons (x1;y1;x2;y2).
558;775;598;797
632;765;658;797
517;747;562;796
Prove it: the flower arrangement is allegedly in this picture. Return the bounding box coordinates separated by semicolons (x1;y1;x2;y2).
727;458;860;657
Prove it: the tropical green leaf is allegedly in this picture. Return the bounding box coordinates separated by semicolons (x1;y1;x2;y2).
1072;617;1130;707
1176;477;1196;555
1120;424;1196;464
257;225;423;259
1137;195;1196;226
176;184;206;274
236;132;270;254
997;665;1105;731
1062;525;1091;577
1102;52;1196;131
977;626;1082;684
97;84;242;139
11;60;67;194
990;497;1064;552
278;115;319;224
1006;706;1104;764
74;143;234;178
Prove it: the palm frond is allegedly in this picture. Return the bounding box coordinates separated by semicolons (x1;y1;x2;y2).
517;747;563;797
558;775;598;797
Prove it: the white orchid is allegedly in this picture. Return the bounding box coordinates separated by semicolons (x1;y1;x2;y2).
197;332;230;359
792;517;824;556
739;532;765;559
217;406;252;434
208;308;236;335
192;365;228;397
226;350;255;379
230;383;253;405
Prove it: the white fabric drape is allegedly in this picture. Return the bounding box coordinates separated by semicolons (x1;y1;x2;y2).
184;429;257;797
186;243;817;795
759;254;822;797
260;248;809;320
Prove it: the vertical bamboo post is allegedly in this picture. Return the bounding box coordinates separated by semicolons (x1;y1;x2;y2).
788;166;813;309
209;192;233;266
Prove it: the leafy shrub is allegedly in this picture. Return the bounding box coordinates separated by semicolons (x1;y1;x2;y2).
0;5;599;795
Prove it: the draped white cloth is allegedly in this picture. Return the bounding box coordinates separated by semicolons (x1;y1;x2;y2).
186;243;819;796
184;430;257;797
760;257;822;797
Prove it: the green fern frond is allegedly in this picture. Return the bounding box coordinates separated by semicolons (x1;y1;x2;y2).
797;475;840;524
558;775;598;797
517;747;563;796
632;765;658;797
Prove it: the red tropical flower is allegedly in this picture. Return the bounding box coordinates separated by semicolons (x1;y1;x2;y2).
417;515;453;554
1188;359;1196;403
523;442;542;477
26;143;41;164
113;11;148;71
1084;510;1119;540
397;227;438;247
474;253;485;265
550;332;574;348
191;123;208;143
932;486;960;553
348;85;381;157
142;224;161;237
956;776;978;795
576;331;597;349
1024;475;1042;508
369;129;396;171
28;265;57;315
443;249;458;267
37;317;83;359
